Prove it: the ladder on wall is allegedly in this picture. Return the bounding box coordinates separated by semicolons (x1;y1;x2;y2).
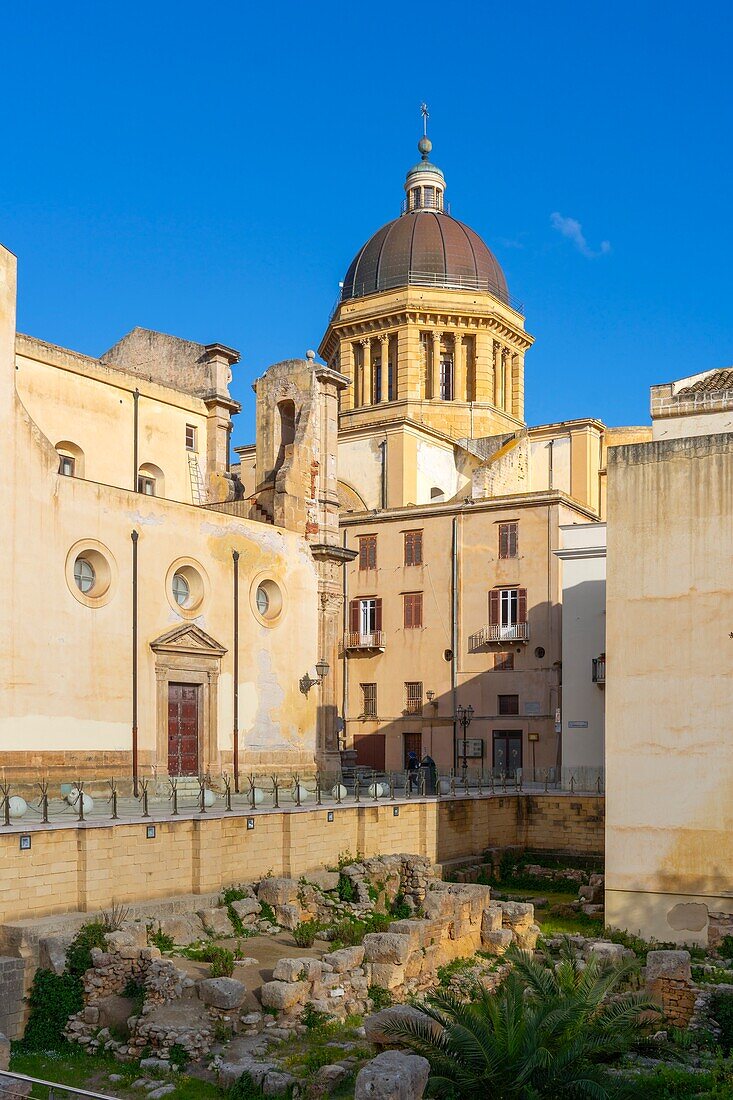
188;453;205;505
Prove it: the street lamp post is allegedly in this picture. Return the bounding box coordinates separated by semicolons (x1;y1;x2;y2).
456;704;474;778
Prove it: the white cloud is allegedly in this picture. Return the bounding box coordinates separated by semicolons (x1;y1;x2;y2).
550;212;610;258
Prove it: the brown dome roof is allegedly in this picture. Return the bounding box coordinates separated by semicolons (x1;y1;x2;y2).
342;210;509;305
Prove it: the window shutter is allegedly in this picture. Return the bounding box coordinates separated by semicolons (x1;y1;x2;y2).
369;536;377;569
499;525;508;559
403;595;411;628
415;532;423;565
375;598;383;632
404;534;412;566
489;590;500;625
518;588;527;623
415;593;423;628
350;599;359;633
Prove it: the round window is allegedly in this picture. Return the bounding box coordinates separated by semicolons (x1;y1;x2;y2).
256;585;270;616
74;557;96;594
252;577;283;624
172;572;190;607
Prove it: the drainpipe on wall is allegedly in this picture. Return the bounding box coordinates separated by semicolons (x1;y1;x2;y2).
133;388;140;491
341;529;349;753
131;529;139;797
451;516;458;772
232;550;240;792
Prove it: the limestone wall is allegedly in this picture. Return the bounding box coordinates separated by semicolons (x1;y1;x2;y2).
0;794;603;925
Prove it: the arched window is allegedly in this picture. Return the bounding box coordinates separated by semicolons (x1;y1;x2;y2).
55;441;85;478
137;462;165;497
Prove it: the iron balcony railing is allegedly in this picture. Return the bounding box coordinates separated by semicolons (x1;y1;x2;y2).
468;622;530;651
333;270;524;317
592;656;606;684
344;630;386;651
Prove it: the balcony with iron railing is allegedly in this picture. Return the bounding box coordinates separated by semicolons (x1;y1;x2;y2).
468;622;530;651
344;631;386;652
592;655;606;685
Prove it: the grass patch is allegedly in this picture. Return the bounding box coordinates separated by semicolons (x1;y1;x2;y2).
367;985;393;1010
292;920;320;948
259;901;276;924
149;926;176;953
436;957;476;986
276;1015;370;1081
10;1045;220;1099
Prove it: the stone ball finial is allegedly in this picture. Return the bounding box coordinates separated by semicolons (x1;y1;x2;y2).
306;349;316;361
418;136;432;160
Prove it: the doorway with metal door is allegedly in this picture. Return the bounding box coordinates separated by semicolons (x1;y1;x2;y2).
168;682;200;776
492;729;522;777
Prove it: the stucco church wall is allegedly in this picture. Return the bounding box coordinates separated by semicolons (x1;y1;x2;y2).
605;434;733;945
0;246;320;779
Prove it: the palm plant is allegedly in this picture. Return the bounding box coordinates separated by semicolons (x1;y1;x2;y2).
384;941;662;1099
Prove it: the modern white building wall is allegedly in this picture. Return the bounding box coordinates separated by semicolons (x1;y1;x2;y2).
555;521;606;789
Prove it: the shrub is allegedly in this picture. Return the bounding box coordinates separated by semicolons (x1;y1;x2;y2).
292;920;320;948
337;874;356;902
148;926;176;953
229;1072;266;1100
301;1003;334;1030
168;1042;189;1069
368;985;393;1010
259;901;276;924
22;968;83;1050
122;978;145;1016
719;934;733;960
710;990;733;1054
101;902;131;932
390;893;411;920
221;885;250;905
208;946;235;978
330;911;392;949
66;921;107;977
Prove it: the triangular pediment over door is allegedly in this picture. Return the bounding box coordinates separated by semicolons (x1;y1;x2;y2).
150;623;227;659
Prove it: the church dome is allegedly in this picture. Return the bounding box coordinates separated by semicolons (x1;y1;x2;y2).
341;209;509;305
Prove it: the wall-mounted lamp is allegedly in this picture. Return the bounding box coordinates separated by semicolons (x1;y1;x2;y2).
426;690;438;708
299;658;330;695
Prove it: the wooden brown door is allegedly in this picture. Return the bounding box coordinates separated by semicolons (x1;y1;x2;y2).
354;733;386;771
403;732;422;768
168;683;199;776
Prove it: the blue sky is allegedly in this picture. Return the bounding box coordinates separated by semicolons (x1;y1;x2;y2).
3;1;732;445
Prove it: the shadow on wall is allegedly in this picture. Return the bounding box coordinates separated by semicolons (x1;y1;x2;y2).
344;596;565;780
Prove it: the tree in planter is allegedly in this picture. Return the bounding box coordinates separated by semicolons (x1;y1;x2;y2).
384;942;661;1099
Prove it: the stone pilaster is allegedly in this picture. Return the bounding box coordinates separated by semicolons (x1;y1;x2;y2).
380;334;390;404
431;331;442;399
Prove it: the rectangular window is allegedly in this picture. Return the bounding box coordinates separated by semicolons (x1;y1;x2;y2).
498;521;518;559
494;652;514;671
440;356;454;401
349;597;382;638
498;694;519;716
489;588;527;627
404;531;423;566
58;456;75;477
403;592;423;629
361;683;377;718
185;424;198;451
137;475;156;496
358;534;377;571
404;681;423;714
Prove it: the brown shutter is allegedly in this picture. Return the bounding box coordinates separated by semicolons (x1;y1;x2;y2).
350;599;359;633
375;598;382;631
518;588;527;623
489;590;500;625
404;533;412;566
369;536;377;569
359;540;366;570
415;593;423;628
499;525;508;559
415;532;423;565
403;594;411;628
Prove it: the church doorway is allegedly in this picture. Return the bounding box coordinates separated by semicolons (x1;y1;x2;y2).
167;683;200;776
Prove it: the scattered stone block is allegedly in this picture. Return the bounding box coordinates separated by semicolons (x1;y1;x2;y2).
482;929;513;956
197;908;233;937
39;935;72;975
362;933;412;965
322;947;365;973
257;878;300;907
260;979;309;1012
231;898;261;922
275;903;302;930
272;957;323;982
304;869;340;892
354;1050;430;1100
198;977;247;1010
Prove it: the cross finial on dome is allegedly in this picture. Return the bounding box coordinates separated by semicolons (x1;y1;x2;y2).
418;103;432;160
